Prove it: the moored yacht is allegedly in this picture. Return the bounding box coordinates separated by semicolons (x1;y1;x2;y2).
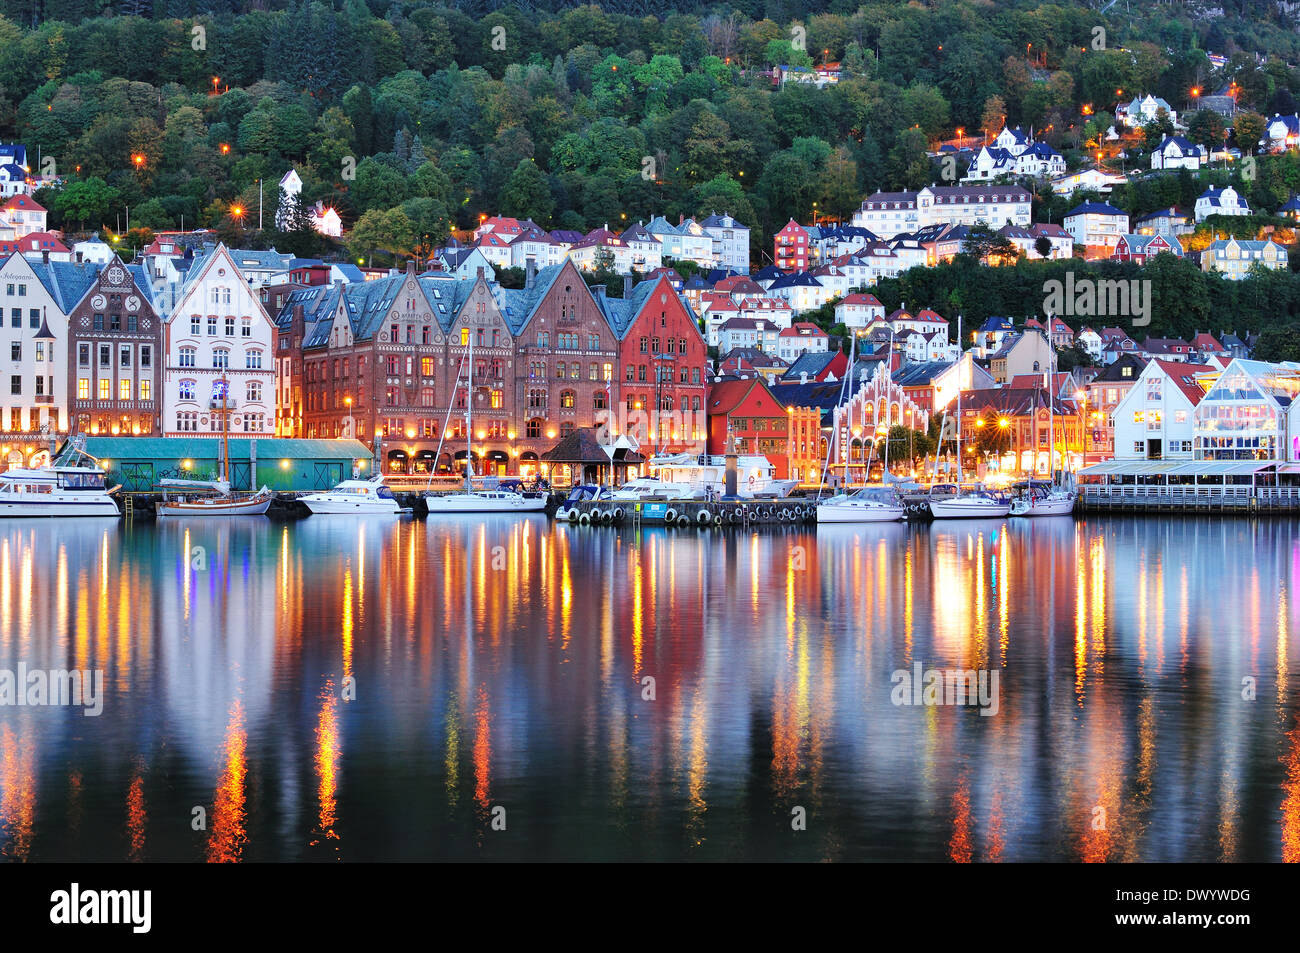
1009;481;1077;517
645;453;799;498
929;489;1010;519
300;476;400;514
609;477;700;501
0;465;120;518
815;486;906;523
155;479;273;517
425;486;547;514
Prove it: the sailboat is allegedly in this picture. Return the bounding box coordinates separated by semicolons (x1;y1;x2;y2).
424;318;546;515
929;315;1009;519
156;376;272;517
1010;346;1077;517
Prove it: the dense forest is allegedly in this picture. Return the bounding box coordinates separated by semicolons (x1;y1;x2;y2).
3;0;1300;345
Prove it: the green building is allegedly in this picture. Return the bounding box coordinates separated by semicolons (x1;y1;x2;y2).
71;437;375;492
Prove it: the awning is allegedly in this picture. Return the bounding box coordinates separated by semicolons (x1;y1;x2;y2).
485;450;508;462
520;451;539;462
1165;461;1274;475
387;449;408;459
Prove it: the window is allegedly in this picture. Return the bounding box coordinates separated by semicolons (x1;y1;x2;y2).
555;363;564;379
1146;378;1162;401
589;363;598;380
490;389;502;409
640;337;648;353
594;391;607;410
78;344;89;366
421;357;433;376
99;345;111;366
30;309;40;329
637;365;647;382
569;362;580;379
92;312;102;330
208;316;217;335
625;364;634;381
246;350;263;369
536;331;548;347
140;346;151;367
98;379;110;399
140;380;151;401
1133;411;1144;423
179;380;195;401
461;328;470;345
108;313;120;331
226;317;236;336
213;349;229;369
420;387;436;407
247;381;262;402
560;390;575;409
526;418;543;438
16;284;24;296
560;421;574;437
8;342;18;361
119;379;131;400
120;345;131;367
1133;441;1145;453
77;378;89;399
241;318;251;338
127;315;137;333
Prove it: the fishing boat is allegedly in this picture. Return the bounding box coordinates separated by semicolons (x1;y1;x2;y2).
423;320;547;515
300;475;401;514
815;486;906;523
0;443;120;518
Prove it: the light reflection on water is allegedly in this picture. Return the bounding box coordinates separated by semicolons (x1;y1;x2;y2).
0;515;1297;861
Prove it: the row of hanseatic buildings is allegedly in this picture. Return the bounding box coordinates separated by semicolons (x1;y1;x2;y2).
0;243;724;474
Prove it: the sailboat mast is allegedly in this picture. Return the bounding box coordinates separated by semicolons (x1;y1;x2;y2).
464;316;474;491
955;314;962;484
221;372;229;484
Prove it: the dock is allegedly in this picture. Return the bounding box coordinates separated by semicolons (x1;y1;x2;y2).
557;497;815;526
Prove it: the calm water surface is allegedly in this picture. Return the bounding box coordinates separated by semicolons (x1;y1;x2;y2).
1;514;1298;862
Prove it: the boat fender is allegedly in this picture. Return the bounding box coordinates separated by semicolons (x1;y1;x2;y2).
698;510;712;525
713;513;724;526
611;507;624;521
665;508;677;522
578;512;591;525
677;513;690;526
728;510;740;524
568;509;580;522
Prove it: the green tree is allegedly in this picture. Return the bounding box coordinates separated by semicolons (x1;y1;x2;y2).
499;159;554;224
54;177;121;230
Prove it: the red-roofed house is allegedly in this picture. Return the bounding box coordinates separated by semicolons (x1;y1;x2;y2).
2;194;46;238
473;216;525;242
1189;331;1228;359
705;375;820;479
834;292;884;329
0;232;70;261
1112;358;1210;459
777;323;830;362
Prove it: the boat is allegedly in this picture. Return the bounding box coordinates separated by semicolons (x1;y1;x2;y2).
422;320;548;515
929;489;1010;519
556;484;613;519
1009;481;1077;517
816;486;906;523
156;374;274;517
156;480;273;517
300;475;401;514
609;476;701;501
643;452;799;498
0;462;120;518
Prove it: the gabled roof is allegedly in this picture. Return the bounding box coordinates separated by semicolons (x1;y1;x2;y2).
1150;358;1209;406
707;376;765;415
1;194;44;213
1066;201;1127;218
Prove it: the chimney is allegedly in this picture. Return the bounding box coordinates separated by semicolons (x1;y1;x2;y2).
800;372;808;384
41;249;49;265
75;250;83;264
594;285;606;298
525;258;536;289
623;274;632;298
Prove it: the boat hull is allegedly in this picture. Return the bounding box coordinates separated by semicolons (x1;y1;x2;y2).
929;499;1011;519
1010;496;1076;517
816;503;905;523
156;495;272;517
301;499;400;514
0;498;120;518
425;496;547;514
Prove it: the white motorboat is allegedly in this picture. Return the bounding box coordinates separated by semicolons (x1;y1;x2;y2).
815;486;905;523
0;464;120;518
929;491;1010;519
155;479;273;517
425;488;547;514
300;477;400;514
609;477;701;501
645;453;799;498
1009;482;1077;517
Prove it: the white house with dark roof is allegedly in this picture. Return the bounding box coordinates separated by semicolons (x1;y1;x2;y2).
1151;136;1206;170
776;323;830;363
699;213;750;273
834;292;885;330
1113;358;1208;459
1266;113;1300;152
1199;237;1288;278
1195;186;1251;222
1119;94;1176;129
1064;202;1129;257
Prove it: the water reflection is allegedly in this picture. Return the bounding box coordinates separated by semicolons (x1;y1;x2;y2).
0;516;1297;861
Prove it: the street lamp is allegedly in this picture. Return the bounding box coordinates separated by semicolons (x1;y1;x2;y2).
345;395;353;439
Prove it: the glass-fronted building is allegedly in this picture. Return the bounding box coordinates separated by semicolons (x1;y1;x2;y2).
1192;359;1300;461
